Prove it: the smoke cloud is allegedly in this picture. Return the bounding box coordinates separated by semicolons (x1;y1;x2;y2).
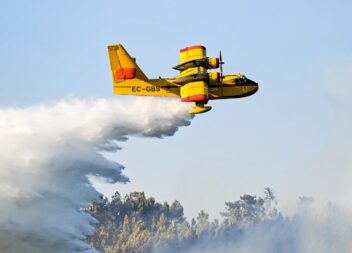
149;198;352;253
187;202;352;253
0;97;193;253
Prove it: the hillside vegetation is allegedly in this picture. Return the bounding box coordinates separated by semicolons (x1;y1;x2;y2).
87;188;279;253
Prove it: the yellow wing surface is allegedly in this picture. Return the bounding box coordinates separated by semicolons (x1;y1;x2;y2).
172;45;221;113
107;44;179;97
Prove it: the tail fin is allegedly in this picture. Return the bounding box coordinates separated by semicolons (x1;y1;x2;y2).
107;44;148;82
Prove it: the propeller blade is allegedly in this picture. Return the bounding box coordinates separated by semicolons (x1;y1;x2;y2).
219;50;224;97
219;50;224;78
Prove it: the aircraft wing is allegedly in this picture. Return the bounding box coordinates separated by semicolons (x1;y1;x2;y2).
173;45;207;70
179;45;206;63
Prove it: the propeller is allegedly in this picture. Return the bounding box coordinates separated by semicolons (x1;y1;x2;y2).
219;51;224;76
219;51;225;96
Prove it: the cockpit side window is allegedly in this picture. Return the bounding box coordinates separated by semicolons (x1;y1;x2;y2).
235;78;245;83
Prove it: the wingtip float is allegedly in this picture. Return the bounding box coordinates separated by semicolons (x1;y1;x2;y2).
107;44;258;114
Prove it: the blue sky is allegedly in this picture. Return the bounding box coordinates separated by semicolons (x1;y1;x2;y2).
1;0;351;218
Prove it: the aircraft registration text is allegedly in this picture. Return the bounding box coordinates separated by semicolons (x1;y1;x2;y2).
132;86;161;92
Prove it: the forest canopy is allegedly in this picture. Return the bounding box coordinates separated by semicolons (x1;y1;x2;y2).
87;188;279;253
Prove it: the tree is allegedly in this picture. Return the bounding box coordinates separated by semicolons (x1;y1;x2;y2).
221;194;265;227
263;187;279;219
177;220;195;242
169;200;185;224
87;189;280;253
195;210;210;236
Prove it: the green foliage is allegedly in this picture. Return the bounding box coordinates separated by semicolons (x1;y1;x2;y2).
87;188;279;253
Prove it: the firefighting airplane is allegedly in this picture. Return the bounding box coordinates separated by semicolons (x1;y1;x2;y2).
107;44;258;114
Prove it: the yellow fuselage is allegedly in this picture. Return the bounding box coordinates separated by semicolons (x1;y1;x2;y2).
113;74;258;100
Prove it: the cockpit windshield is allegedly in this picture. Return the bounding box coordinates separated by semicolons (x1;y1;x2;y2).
234;75;247;83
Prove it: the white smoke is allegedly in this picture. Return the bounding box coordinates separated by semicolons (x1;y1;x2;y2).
221;203;352;253
145;200;352;253
163;198;352;253
0;97;193;253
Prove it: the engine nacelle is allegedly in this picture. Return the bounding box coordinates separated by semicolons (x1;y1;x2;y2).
208;72;220;84
174;57;220;71
207;57;219;69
